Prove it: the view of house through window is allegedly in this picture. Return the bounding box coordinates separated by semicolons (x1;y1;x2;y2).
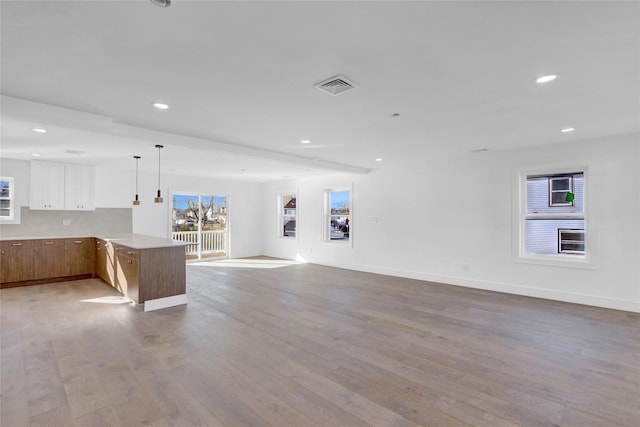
172;194;227;259
524;172;585;256
280;193;297;238
324;188;351;242
0;177;14;220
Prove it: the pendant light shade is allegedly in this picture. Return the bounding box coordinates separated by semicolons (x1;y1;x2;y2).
133;155;141;206
154;145;164;203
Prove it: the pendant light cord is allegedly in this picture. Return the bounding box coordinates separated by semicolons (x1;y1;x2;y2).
155;145;164;202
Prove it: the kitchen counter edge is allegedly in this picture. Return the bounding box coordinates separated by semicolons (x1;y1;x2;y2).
0;234;187;250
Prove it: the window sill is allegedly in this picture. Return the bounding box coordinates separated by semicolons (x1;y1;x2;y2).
513;253;597;270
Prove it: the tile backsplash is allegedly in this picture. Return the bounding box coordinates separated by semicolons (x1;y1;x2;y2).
0;207;132;238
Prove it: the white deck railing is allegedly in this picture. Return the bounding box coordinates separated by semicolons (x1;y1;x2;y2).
172;230;226;256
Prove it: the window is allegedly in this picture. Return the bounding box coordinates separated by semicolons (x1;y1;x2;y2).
558;229;585;254
549;176;574;207
0;177;15;220
171;194;228;259
515;167;594;267
323;187;351;243
279;193;297;238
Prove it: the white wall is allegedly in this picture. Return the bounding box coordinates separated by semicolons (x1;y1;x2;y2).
128;170;264;259
1;160;264;259
4;134;639;312
261;134;640;312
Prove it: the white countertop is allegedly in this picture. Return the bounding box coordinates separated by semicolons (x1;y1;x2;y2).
1;233;187;250
97;234;187;250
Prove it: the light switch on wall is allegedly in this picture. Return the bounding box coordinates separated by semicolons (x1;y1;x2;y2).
62;219;71;226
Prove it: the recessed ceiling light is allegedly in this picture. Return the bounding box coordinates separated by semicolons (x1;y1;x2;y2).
561;127;575;133
32;128;47;133
31;153;41;157
300;140;311;144
536;74;558;84
375;158;383;162
153;102;169;110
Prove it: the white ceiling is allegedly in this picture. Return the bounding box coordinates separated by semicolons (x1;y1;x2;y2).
1;0;638;180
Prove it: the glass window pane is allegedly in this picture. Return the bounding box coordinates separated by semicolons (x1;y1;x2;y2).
0;180;10;197
551;178;570;191
561;243;585;253
325;189;350;242
330;191;350;215
561;232;584;242
172;195;199;231
280;194;296;238
201;196;226;230
525;219;584;255
551;192;569;204
282;217;296;237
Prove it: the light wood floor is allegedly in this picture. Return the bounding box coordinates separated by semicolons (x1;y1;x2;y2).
1;259;639;426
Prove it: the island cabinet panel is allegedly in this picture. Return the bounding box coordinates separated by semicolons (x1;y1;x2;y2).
64;238;95;276
138;246;186;303
95;239;115;286
114;246;139;302
0;240;34;283
33;239;66;279
110;243;185;304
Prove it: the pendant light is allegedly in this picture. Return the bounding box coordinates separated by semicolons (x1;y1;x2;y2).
133;155;141;206
154;144;164;203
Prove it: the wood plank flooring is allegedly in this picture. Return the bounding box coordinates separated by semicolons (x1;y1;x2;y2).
1;258;639;426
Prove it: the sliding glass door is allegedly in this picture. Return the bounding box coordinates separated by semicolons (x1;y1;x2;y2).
171;194;228;260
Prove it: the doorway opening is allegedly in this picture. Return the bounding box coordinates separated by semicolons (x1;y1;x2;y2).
171;194;228;260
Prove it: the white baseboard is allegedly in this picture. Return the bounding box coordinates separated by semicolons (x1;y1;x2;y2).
144;294;187;312
306;258;640;313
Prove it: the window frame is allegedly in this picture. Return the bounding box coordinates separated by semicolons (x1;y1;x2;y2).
0;177;15;221
322;185;353;246
512;165;596;269
558;228;585;255
278;192;297;240
548;176;574;207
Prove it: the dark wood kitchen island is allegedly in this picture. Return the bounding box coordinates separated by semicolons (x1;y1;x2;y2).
95;234;187;311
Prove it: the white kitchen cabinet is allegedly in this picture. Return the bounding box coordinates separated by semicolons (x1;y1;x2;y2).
29;161;65;210
30;161;95;211
64;163;95;210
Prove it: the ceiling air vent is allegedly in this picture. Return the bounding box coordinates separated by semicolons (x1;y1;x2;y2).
315;75;357;96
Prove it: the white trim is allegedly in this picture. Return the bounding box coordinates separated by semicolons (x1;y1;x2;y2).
278;191;298;241
144;294;187;312
169;191;229;260
0;176;16;221
512;164;597;269
305;259;639;313
321;184;353;247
